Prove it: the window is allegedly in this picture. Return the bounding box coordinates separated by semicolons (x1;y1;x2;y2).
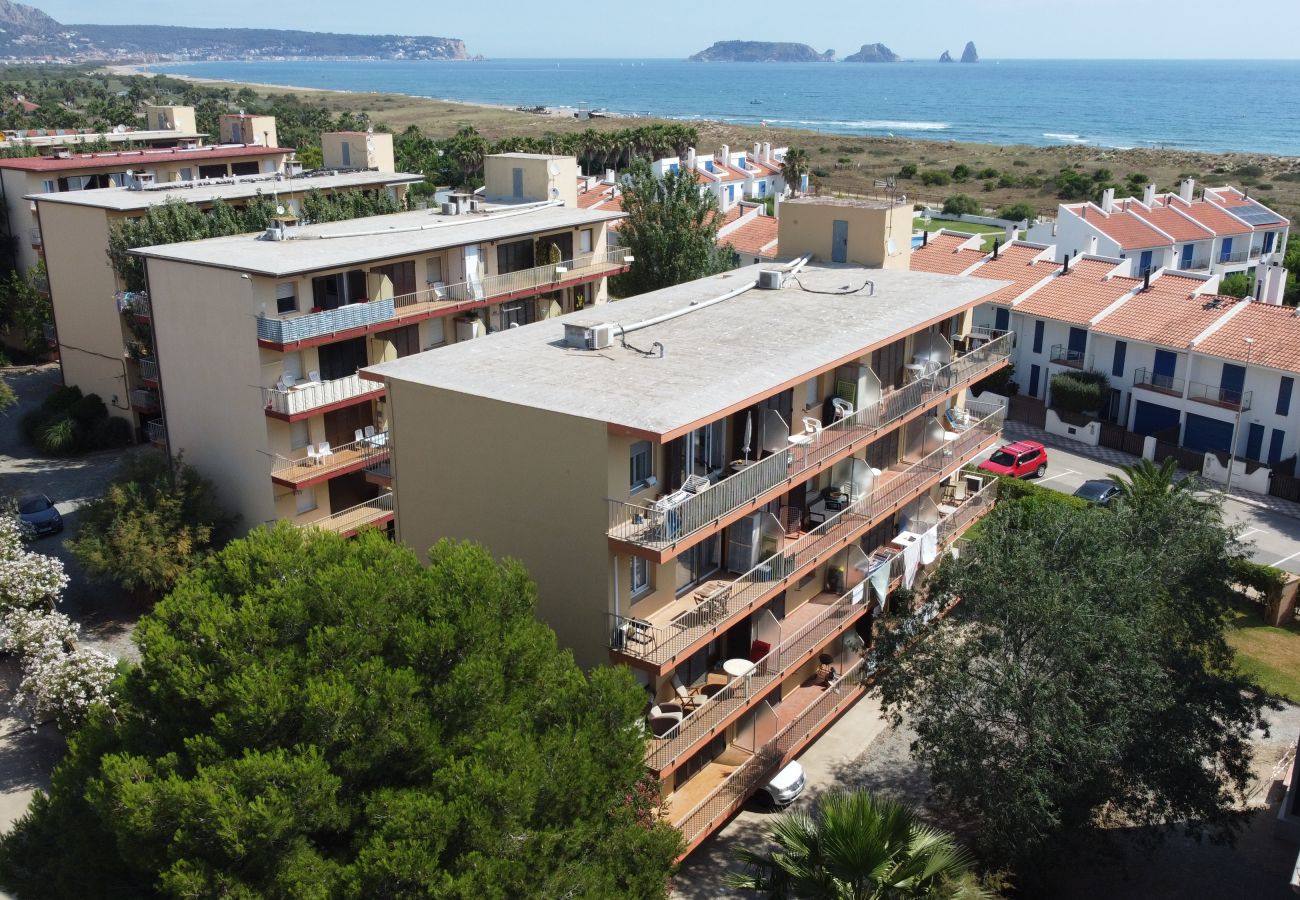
425;257;444;286
179;167;193;182
630;556;649;596
676;534;720;594
40;179;54;193
630;440;653;491
497;238;535;275
579;228;593;254
681;420;725;481
231;161;259;177
295;487;317;514
1278;376;1293;417
289;420;311;450
1032;320;1045;354
805;377;818;411
276;282;297;315
311;269;367;311
1112;340;1127;378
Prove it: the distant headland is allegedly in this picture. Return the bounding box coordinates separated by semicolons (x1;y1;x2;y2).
689;41;834;63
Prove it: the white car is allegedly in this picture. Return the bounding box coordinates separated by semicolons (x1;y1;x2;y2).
759;761;806;808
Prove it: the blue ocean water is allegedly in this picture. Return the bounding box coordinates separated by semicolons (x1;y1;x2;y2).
151;58;1300;155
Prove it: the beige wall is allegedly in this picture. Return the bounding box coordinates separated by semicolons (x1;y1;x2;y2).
142;105;197;134
484;155;578;209
778;201;913;270
388;380;612;668
146;258;278;529
219;115;278;148
321;132;396;172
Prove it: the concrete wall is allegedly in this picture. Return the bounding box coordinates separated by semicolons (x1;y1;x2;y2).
142;105;197;134
321;132;396;172
218;115;278;148
483;155;578;208
1045;408;1101;445
387;379;612;668
778;200;912;270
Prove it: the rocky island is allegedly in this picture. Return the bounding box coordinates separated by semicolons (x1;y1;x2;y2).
961;41;979;63
689;41;834;62
843;43;901;63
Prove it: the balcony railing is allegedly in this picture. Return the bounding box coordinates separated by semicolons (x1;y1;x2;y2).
1133;367;1183;396
311;493;394;535
261;373;384;418
271;431;389;486
145;418;165;446
41;322;55;344
610;403;1005;665
129;388;159;412
1187;380;1252;412
1218;248;1250;265
28;227;41;248
254;248;632;346
1049;344;1085;369
116;291;151;318
936;478;999;543
136;358;159;384
966;325;1010;342
607;333;1013;552
1180;256;1211;271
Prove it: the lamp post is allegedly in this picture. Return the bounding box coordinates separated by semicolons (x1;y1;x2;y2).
1224;337;1254;496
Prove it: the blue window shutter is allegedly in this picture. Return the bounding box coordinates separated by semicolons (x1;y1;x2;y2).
1032;321;1044;354
1278;376;1293;417
1112;340;1127;378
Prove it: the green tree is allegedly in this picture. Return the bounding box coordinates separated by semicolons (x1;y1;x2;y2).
996;202;1036;223
1106;456;1199;508
0;261;51;356
0;526;681;897
729;790;989;899
871;490;1273;879
941;194;981;216
66;452;229;598
613;159;734;296
1218;271;1252;298
782;148;810;195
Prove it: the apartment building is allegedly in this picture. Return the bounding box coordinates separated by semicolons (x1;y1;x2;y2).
1;104;206;152
651;143;788;213
1029;179;1290;277
1;141;292;272
131;155;627;535
364;197;1011;854
33;161;424;437
914;229;1300;467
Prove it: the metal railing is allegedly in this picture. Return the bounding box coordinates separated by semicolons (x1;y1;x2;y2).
256;297;396;345
966;325;1010;342
1180;256;1211;271
28;227;41;247
610;403;1005;664
1049;344;1085;368
607;333;1013;551
136;358;159;383
1218;248;1250;265
395;247;630;312
116;291;151;318
129;388;158;411
271;431;389;480
674;657;866;849
1133;367;1184;395
936;478;999;543
145;419;165;446
312;493;394;534
1187;380;1252;411
261;373;384;417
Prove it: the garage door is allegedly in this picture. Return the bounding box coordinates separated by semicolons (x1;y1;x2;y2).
1132;400;1180;438
1183;412;1233;454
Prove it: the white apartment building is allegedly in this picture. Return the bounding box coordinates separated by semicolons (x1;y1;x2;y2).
651;143;788;213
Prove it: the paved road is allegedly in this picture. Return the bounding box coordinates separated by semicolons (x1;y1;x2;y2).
992;421;1300;573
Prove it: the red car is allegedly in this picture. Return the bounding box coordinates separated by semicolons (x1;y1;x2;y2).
978;440;1048;479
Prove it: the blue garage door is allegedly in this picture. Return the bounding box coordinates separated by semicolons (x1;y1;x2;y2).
1132;400;1180;438
1183;412;1233;453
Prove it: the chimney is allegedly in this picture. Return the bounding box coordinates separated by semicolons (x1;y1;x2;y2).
1142;268;1151;291
1258;261;1287;305
1004;223;1017;246
1062;255;1070;274
604;168;615;183
992;240;1001;260
763;142;772;161
1143;183;1157;206
1179;178;1195;202
1087;235;1098;255
1101;188;1115;213
719;144;730;166
922;230;928;247
752;142;761;160
686;147;697;169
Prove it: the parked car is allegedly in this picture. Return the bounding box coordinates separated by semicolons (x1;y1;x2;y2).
17;494;62;536
978;440;1048;479
1073;479;1121;507
758;760;806;808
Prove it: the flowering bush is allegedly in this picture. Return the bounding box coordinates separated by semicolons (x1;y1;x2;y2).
0;608;77;663
0;514;69;612
12;647;118;730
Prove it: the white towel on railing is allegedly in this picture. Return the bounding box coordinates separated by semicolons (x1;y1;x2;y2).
902;541;921;589
869;561;890;604
920;526;939;565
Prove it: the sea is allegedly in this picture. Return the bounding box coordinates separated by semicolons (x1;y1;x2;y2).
150;58;1300;156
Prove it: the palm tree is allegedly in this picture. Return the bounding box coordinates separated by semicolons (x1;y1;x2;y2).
782;148;811;196
1107;456;1198;505
728;790;989;899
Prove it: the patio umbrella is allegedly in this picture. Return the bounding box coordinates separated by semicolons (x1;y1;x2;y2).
742;411;753;461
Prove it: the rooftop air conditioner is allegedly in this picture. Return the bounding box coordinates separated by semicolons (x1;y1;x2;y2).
757;269;784;290
130;172;156;191
563;322;616;350
441;201;458;216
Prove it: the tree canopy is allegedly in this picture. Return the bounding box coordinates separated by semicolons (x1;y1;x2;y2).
612;159;735;296
0;525;680;898
870;487;1273;879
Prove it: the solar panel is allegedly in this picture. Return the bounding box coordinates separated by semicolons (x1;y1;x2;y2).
1234;201;1283;226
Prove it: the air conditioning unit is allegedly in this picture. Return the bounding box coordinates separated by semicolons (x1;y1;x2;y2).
285;159;304;176
130;172;156;191
454;316;483;341
441;201;459;216
757;269;784;290
564;322;616;350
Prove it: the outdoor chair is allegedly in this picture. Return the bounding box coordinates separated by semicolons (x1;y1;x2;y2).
316;441;333;465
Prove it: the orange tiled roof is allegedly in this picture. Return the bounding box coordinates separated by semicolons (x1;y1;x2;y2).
1068;203;1171;250
576;185;612;209
1131;203;1213;243
711;162;747;183
726;215;779;257
909;233;985;275
1166;196;1252;236
1092;274;1234;348
1207;190;1289;226
1012;259;1140;325
961;245;1059;304
1194;301;1300;374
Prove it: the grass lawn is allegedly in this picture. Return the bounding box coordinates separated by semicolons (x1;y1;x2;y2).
912;216;1024;251
1225;598;1300;703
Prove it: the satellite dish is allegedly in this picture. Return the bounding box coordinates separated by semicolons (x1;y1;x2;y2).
276;205;285;215
548;161;561;176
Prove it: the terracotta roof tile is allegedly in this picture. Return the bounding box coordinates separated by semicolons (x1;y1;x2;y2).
1131;203;1213;242
725;215;779;257
1194;301;1300;374
1092;274;1233;347
909;233;985;275
1012;259;1140;325
1069;204;1171;250
961;245;1059;304
1166;196;1252;236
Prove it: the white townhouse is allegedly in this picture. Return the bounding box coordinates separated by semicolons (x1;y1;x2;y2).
651;143;788;213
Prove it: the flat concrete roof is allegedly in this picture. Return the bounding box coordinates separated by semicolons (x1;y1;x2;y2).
130;203;627;277
366;263;1009;437
27;170;426;212
0;130;207;148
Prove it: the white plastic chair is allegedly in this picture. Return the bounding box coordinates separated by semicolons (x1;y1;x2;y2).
831;398;853;420
305;445;319;466
431;281;446;300
354;428;365;444
802;416;824;435
364;425;376;439
316;441;333;464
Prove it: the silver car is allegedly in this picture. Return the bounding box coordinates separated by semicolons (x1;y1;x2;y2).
759;761;806;808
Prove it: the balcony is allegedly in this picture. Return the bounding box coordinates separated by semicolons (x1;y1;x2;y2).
645;478;997;772
129;388;159;413
310;493;394;537
28;227;41;249
610;403;1005;669
41;322;55;346
254;249;633;350
271;431;389;488
145;418;165;446
136;357;159;386
1179;256;1212;272
607;333;1013;554
261;373;385;421
1133;367;1183;398
1218;248;1251;266
1187;380;1251;412
116;291;151;319
1049;344;1085;369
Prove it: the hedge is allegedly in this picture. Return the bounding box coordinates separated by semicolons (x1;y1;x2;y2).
1230;557;1289;597
1050;370;1109;415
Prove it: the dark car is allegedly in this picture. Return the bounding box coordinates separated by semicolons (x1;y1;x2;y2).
1073;479;1121;507
17;494;62;536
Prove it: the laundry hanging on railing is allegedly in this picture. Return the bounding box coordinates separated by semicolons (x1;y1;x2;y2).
920;526;939;565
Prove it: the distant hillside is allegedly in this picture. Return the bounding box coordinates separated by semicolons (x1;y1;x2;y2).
0;1;469;60
690;41;834;63
844;43;901;63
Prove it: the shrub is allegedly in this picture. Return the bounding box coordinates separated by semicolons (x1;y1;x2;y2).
37;417;77;455
96;416;135;449
997;173;1018;189
983;181;995;192
942;194;982;216
1234;164;1266;178
899;163;918;179
67;393;108;426
811;167;830;178
972;363;1018;397
978;167;999;179
1220;271;1252;298
1012;159;1029;167
920;170;951;187
1050;370;1109;415
41;385;82;414
836;157;851;165
951;163;971;182
998;202;1037;223
1230;557;1288;597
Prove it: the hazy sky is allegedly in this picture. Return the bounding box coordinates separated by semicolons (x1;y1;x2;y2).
36;0;1300;60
